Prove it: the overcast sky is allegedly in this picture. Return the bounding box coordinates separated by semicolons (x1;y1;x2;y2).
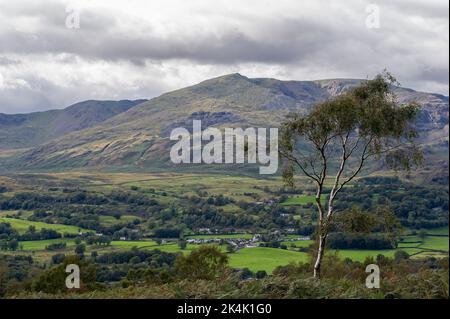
0;0;448;114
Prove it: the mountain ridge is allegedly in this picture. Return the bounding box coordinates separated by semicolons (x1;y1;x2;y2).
0;99;147;149
0;74;447;174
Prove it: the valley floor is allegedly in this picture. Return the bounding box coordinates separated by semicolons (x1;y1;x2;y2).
0;171;448;300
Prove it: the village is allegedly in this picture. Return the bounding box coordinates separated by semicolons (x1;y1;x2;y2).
186;233;311;250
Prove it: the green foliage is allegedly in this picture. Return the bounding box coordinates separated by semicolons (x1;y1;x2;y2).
331;206;403;247
225;243;235;253
45;242;67;251
394;250;410;263
2;245;448;299
279;72;423;277
32;255;98;294
178;239;187;250
336;178;448;229
0;217;82;235
175;245;229;280
280;72;423;188
74;243;86;257
334;206;378;233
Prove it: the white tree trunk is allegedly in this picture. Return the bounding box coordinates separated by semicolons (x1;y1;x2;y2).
313;234;327;279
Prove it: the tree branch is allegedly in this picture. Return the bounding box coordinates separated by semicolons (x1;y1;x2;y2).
279;150;320;184
335;135;373;195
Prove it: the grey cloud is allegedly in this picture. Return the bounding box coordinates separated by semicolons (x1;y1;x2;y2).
0;14;372;65
380;0;449;19
0;56;20;65
0;1;444;68
0;86;51;114
0;0;447;113
0;0;116;31
417;67;449;86
0;71;165;114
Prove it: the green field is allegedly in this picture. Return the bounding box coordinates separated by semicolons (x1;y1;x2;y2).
187;234;254;239
228;247;309;273
110;240;158;248
84;172;287;202
16;239;159;251
19;238;76;250
99;215;140;226
425;227;449;236
0;217;88;235
420;236;449;251
281;195;325;206
0;210;19;217
9;225;448;273
13;237;448;273
281;240;314;248
399;228;449;254
154;243;202;253
333;248;423;261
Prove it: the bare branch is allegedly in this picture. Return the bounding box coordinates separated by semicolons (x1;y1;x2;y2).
279;150;320;184
326;132;349;218
345;135;362;160
365;140;418;158
335;135;373;194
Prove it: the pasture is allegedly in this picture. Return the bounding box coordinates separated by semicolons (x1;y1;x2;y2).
10;231;448;273
0;217;87;235
99;215;141;226
228;247;309;273
187;234;254;239
281;195;317;206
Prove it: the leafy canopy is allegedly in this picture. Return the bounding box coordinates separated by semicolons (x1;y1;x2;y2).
280;72;422;189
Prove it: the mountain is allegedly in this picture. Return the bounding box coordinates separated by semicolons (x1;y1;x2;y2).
2;74;448;174
0;99;147;150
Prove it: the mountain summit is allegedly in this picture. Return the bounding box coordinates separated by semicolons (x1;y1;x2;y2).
1;74;447;172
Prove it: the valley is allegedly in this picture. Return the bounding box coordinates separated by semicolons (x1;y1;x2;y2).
0;171;448;274
0;74;448;299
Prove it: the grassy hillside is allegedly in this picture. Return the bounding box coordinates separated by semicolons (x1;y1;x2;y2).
0;99;146;150
0;217;87;234
2;74;446;174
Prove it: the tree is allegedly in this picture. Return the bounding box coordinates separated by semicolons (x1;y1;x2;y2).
178;239;187;250
91;251;98;261
33;255;97;293
75;243;86;257
394;250;410;263
175;245;228;280
280;72;422;279
129;256;141;264
375;206;403;245
28;225;36;234
256;270;267;279
51;253;66;264
225;243;235;253
334;206;378;234
7;240;19;251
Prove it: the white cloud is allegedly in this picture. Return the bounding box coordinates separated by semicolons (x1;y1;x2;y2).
0;0;448;113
